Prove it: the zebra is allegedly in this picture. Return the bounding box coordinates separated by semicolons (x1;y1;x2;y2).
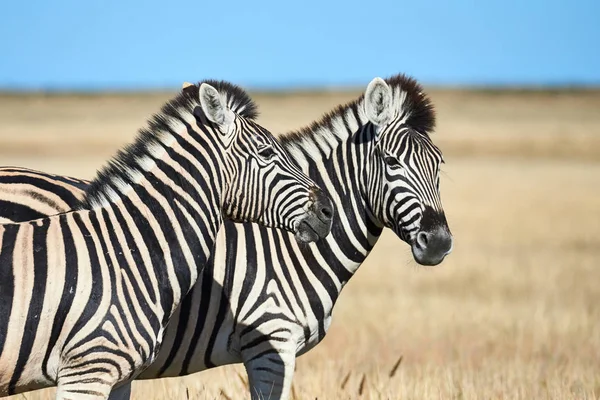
0;74;452;399
0;79;333;399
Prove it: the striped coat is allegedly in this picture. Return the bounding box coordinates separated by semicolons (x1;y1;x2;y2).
0;74;451;400
0;80;331;399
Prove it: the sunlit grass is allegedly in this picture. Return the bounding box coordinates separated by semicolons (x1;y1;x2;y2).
4;91;599;399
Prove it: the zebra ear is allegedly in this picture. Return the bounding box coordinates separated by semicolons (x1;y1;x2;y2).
364;77;392;127
199;83;235;128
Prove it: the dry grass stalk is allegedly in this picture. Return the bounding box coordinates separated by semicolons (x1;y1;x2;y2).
340;371;351;390
236;372;248;389
389;356;403;378
358;374;367;396
219;389;232;400
3;91;600;400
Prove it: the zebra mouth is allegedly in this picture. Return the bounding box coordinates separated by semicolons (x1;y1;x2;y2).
295;220;320;243
294;213;331;244
293;191;333;243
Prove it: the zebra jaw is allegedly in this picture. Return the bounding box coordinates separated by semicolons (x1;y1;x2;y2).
294;219;327;243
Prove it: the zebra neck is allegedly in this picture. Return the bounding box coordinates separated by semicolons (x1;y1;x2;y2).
88;132;227;320
284;111;383;287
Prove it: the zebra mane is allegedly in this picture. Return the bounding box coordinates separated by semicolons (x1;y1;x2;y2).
78;80;259;209
280;74;435;151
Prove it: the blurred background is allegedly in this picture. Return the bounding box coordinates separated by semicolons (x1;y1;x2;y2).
1;0;599;398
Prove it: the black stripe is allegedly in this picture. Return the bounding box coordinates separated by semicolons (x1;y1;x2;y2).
10;218;51;393
70;210;134;352
262;231;299;316
121;192;173;324
204;222;238;368
64;212;104;347
102;208;153;358
233;223;259;320
280;233;324;344
0;175;83;207
58;366;112;378
0;224;19;358
42;214;78;381
67;389;105;396
111;203;157;305
178;256;213;375
0;200;45;222
135;175;192;306
66;349;130;381
240;328;290;352
163;288;193;375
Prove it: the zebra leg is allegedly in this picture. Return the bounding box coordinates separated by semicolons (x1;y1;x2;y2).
107;383;132;400
55;359;122;400
242;346;296;400
55;376;115;400
56;379;131;400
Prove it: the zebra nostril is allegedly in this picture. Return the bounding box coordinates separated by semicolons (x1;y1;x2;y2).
416;231;429;248
320;206;333;220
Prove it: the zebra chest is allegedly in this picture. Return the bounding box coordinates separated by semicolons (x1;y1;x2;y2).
295;314;333;356
144;326;164;366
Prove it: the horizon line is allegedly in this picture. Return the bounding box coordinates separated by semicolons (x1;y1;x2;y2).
2;81;600;95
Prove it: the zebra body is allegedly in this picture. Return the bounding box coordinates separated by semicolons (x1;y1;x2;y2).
0;167;86;223
0;81;331;399
0;75;451;399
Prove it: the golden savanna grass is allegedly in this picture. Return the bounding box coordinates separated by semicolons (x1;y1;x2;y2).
0;89;599;399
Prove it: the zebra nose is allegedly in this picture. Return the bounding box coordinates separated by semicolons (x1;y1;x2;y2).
416;231;430;248
313;191;334;223
412;228;453;266
294;189;333;243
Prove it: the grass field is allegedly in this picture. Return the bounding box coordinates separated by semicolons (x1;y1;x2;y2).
1;89;599;399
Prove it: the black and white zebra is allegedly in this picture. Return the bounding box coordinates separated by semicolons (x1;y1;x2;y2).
0;74;451;399
0;80;332;399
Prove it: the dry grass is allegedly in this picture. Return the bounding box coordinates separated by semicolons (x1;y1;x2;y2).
1;90;599;399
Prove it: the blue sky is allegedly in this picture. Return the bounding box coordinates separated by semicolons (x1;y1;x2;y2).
1;0;598;90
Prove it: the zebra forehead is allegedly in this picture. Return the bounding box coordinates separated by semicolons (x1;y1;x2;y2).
383;130;443;161
237;119;275;143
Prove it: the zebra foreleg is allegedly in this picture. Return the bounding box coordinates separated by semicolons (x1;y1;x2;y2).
55;376;116;400
55;377;131;400
55;356;125;400
242;346;296;400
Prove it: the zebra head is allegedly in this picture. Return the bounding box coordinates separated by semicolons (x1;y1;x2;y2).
363;77;452;265
198;82;333;243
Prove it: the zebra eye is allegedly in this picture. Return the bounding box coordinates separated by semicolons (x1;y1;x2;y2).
258;146;276;160
384;155;401;168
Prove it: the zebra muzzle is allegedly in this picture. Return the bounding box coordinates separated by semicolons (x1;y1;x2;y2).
294;189;333;243
411;226;453;265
